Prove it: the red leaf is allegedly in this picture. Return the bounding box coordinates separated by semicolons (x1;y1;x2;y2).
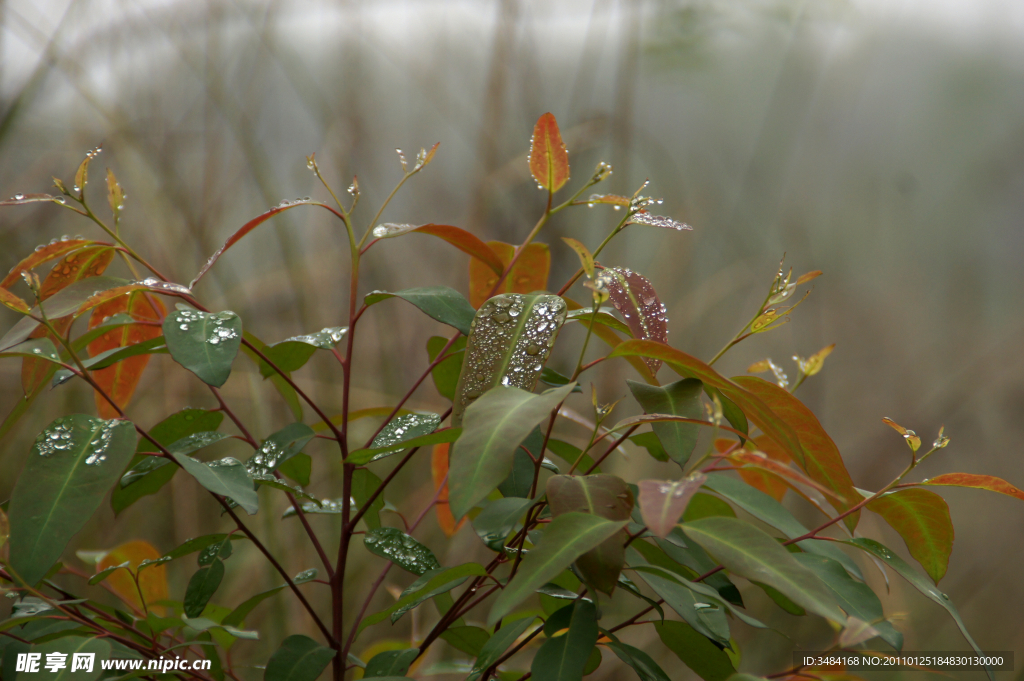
609;340;804;465
38;245;116;300
733;376;860;532
592;268;668;373
88;290;166;418
529;112;570;193
729;448;842;501
1;239;105;289
468;241;550;308
920;473;1024;502
373;223;503;275
867;488;954;584
432;443;465;537
638;475;705;538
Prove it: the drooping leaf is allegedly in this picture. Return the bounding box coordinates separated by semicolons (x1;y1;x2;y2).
605;640;671;681
468;241;551;309
452;293;567;427
792;553;903;650
162;308;242;387
472;496;534;552
96;540;169;616
488;512;627;625
432;443;466;537
627;211;692;232
427;335;466;401
184;559;225;618
638;475;706;538
0;276;128;351
846;537;988;673
546;474;634;593
260;327;347;375
363;527;441;575
701;474;864;581
352;467;384;530
655;620;736;681
867;488;953;584
449;383;575;518
587;271;666;375
112;408;224;514
682;516;846;622
529;112;570;193
920;473;1024;502
8;415;136;585
264;634;335;681
87;289;166;418
370;223;504;275
627;378;703;466
609;340;803;463
170;452;258;515
347;428;460;466
364;287;476;336
732;376;859;531
531;600;598;681
561;237;595;279
467;616;538;681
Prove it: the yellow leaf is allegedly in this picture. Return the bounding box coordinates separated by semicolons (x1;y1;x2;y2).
96;540;168;615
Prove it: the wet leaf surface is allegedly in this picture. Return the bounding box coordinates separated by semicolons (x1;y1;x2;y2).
163;308;242;387
592;268;668;373
363;527;441;575
529;112;570;193
867;488;953;584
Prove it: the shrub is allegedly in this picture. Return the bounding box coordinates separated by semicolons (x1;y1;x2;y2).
0;113;1017;681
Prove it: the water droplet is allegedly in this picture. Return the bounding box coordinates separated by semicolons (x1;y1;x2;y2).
13;193;24;200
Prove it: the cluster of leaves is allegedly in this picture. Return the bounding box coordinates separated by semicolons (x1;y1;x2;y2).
1;114;1022;681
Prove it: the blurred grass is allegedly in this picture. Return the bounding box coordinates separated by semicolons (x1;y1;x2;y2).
1;0;1023;678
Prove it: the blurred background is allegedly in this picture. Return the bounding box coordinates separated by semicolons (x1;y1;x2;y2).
1;0;1023;678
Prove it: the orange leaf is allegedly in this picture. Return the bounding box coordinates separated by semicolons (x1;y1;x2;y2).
737;434;791;501
88;290;166;418
0;288;30;313
733;376;860;532
921;473;1024;502
373;223;504;275
432;443;466;537
730;448;842;501
468;241;550;308
529;112;570;193
38;245;115;300
1;239;104;290
867;488;953;584
96;540;168;615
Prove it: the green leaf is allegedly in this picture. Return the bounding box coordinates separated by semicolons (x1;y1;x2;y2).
440;626;490;657
468;616;538;681
658;530;744;606
565;308;631;335
28;636;111;681
222;569;317;628
364;527;441;575
701;474;864;581
488;512;627;625
264;634;335;681
547;439;599;474
452;293;568;427
365;649;418;678
427;335;466;401
682;516;846;622
241;331;302;421
846;537;988;674
9;415;136;585
546;475;634;594
246;423;315;478
732;376;859;531
683;493;736;522
348;428;460;465
370;413;442;455
278;453;311;486
162;308;242;387
390;564;486;624
450;383;575;519
0;276;128;350
184;559;225;618
89;561;130;585
867;488;953;584
473;497;534;552
753;582;805;615
260;327;346;375
163;534;247;561
630;432;668;462
365;286;476;336
605;641;671;681
609;340;802;462
655;620;735;681
256;478;319;505
531;600;599;681
627;378;703;466
792;553;903;650
351;468;384;530
704;387;748;440
0;338;61;363
170;452;258;515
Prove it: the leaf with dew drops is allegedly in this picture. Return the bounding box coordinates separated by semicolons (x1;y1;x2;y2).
73;145;102;198
793;343;835;378
221;568;318;629
529;112;570;193
363;527;441;576
162;308;242;387
0;287;29;313
106;168;125;222
245;423;315;481
451;293;567;427
1;239;104;290
563;297;657;385
365;413;441;462
469;241;551;309
590;268;668;374
0;192;65;207
259;327;347;376
867;488;953;584
638;475;706;539
627;211;692;232
370;223;503;275
882;416;921;452
8;415;136;585
88;289;166;418
171;452;258;515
